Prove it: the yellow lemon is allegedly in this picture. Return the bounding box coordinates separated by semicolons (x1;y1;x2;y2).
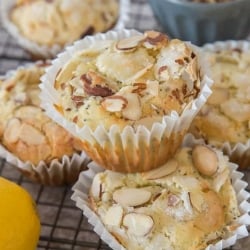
0;177;40;250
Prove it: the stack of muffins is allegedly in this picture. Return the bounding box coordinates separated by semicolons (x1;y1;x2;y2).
39;29;249;249
0;0;249;249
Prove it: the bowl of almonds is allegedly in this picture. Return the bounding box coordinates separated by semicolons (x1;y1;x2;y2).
148;0;250;45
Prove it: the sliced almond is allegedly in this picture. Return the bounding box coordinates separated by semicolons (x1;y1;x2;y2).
144;31;168;48
213;168;230;192
101;95;128;112
90;174;103;200
81;71;114;97
141;159;178;180
132;82;147;94
3;118;21;144
113;188;151;207
189;192;205;213
116;35;145;51
104;205;123;227
194;190;224;233
19;123;46;145
123;213;154;236
121;93;142;120
192;145;218;176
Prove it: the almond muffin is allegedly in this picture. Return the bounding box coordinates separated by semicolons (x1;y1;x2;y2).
86;144;242;250
0;63;90;185
10;0;119;47
189;42;250;168
40;29;212;173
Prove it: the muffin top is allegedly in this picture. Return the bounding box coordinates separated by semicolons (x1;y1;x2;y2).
54;31;201;131
190;48;250;146
0;64;83;165
10;0;119;47
89;145;240;250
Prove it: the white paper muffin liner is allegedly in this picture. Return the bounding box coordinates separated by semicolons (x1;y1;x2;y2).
202;40;250;170
71;134;250;250
0;63;91;185
0;0;130;59
39;29;213;173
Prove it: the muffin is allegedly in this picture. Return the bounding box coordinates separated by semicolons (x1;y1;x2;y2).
40;29;213;173
0;63;90;185
189;41;250;169
72;138;250;250
1;0;128;58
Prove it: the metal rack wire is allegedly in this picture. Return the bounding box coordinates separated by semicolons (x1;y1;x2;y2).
0;0;249;249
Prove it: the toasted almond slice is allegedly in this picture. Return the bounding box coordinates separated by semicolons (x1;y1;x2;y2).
132;82;147;94
192;145;218;176
113;188;151;207
213;168;230;192
81;72;114;97
141;159;178;180
121;93;142;120
189;192;205;213
4;118;21;144
19;123;46;145
194;190;224;233
90;174;103;200
123;213;154;236
104;205;123;227
116;35;145;51
101;95;128;112
144;31;169;48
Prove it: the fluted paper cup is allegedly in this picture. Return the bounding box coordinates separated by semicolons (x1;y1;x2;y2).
0;0;130;59
40;29;213;173
71;134;250;250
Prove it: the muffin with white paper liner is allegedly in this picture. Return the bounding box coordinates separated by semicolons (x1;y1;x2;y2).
0;62;90;185
0;0;129;59
189;40;250;169
40;29;213;173
71;134;250;250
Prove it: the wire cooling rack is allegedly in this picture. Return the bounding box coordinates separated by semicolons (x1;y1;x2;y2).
0;0;249;249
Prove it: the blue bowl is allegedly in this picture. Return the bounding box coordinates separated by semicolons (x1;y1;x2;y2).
148;0;250;45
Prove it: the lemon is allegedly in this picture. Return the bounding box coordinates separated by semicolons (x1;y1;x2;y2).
0;177;40;250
